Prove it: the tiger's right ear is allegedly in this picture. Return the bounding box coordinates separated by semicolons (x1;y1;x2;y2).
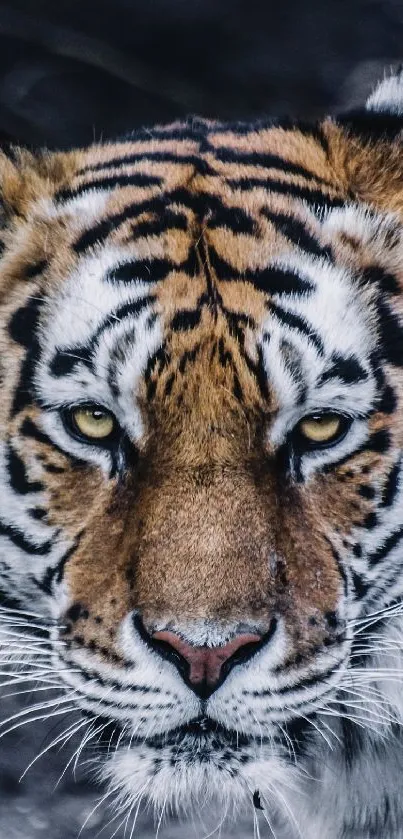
366;68;403;117
327;69;403;217
338;67;403;140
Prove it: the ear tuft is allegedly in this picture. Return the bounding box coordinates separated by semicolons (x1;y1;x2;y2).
366;66;403;115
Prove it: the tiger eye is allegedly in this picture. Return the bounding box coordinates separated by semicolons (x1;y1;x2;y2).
299;414;342;444
72;407;115;440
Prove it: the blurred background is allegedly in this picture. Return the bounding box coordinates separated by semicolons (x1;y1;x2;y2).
0;0;403;836
0;0;402;149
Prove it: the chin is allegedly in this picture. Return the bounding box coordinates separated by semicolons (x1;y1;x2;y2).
98;719;300;832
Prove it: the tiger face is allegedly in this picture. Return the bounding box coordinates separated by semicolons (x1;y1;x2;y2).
2;72;403;838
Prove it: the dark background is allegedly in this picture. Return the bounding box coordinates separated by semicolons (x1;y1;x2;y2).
0;1;403;837
0;0;402;150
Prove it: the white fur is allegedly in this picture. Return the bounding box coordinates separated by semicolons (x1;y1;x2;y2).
366;67;403;115
4;105;403;836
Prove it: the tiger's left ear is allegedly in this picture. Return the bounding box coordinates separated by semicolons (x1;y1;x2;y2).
366;67;403;117
338;67;403;139
330;69;403;215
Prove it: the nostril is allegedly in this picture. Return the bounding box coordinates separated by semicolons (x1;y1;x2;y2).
134;614;277;698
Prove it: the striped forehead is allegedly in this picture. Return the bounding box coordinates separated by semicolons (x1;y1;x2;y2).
36;200;379;441
32;122;389;436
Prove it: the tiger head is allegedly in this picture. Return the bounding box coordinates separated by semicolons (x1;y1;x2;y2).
1;71;403;834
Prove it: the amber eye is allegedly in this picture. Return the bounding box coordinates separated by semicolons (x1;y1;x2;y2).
69;406;115;442
298;413;346;447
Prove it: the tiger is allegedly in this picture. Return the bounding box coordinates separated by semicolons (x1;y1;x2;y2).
2;68;403;838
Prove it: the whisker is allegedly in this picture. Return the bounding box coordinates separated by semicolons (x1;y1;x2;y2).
79;781;125;838
20;716;90;780
0;684;63;698
0;693;76;729
0;706;77;741
0;605;56;621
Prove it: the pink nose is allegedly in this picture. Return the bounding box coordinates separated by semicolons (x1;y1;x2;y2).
152;630;262;695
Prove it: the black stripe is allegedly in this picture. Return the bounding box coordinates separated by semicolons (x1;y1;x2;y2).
325;537;348;596
208;117;330;148
324;429;391;472
208;248;314;295
144;345;170;383
376;383;397;415
213;146;331;184
269;302;325;354
41;463;65;474
8;297;42;348
90;295;156;347
367;525;403;567
50;295;156;377
317;354;368;386
246;662;343;697
6;445;43;495
207;205;256;235
382;458;401;508
133;210;188;239
377;299;403;366
61;659;163;696
106;259;172;284
227;177;345;207
246;343;270;401
21;417;55;447
361;266;400;296
56;173;162;202
0;519;53;555
37;539;80;595
262;208;329;258
79;152;204;175
10;298;43;416
251;266;314;296
276;662;343;695
73;195;166;253
170;308;202;332
178;345;200;374
20;418;87;467
29;508;47;521
144;345;170;400
73;188;256;253
49;346;93;377
24;260;48;280
351;569;370;599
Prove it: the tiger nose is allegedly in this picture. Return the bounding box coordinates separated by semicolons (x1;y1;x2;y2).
150;629;264;698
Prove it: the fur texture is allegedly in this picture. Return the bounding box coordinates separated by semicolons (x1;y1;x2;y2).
2;71;403;838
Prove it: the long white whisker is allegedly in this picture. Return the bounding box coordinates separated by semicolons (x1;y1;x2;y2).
0;693;76;729
79;782;124;837
1;684;63;698
20;716;90;780
0;706;77;740
0;605;55;621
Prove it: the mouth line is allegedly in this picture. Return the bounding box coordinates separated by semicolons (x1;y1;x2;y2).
138;717;266;750
91;714;260;752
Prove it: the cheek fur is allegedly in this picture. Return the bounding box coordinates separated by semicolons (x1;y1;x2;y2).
3;84;403;837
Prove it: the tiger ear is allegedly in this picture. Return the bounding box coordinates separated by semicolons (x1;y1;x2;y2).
366;68;403;118
338;67;403;139
331;69;403;215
